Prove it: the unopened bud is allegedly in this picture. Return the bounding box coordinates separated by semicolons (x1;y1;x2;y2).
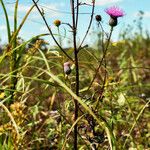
95;15;102;22
53;20;61;27
109;17;118;27
64;62;71;75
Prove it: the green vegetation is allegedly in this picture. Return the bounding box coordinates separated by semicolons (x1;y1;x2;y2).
0;0;149;149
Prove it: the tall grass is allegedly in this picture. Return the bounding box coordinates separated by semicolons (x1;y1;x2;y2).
0;1;149;150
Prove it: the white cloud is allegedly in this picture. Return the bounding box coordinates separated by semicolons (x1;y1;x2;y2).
9;4;38;13
82;0;123;6
96;0;123;5
18;4;36;13
16;3;61;16
8;3;62;17
38;3;62;17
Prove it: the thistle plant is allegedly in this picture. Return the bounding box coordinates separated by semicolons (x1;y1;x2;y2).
32;1;96;149
31;0;125;148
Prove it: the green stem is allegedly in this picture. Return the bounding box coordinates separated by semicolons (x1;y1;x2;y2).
9;0;19;101
57;27;62;46
0;0;11;42
9;2;35;102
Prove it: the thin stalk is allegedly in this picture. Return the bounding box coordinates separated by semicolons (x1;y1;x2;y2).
62;115;85;150
10;0;19;101
94;23;108;109
14;0;18;41
123;100;150;148
9;1;35;102
57;27;62;46
70;0;79;149
77;0;95;51
0;102;20;143
32;0;73;62
75;0;79;28
87;27;113;92
10;4;36;44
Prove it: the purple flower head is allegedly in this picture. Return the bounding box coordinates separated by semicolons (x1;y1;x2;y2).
105;6;125;18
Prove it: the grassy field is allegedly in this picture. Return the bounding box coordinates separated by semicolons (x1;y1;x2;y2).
0;1;149;150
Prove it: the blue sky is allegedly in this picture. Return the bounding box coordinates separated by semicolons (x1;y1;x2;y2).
0;0;150;46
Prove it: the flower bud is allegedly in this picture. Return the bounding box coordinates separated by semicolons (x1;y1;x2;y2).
109;17;118;27
64;62;71;75
53;20;61;27
95;15;102;22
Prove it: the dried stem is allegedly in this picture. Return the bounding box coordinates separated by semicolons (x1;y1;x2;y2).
70;0;79;149
87;27;114;93
75;0;79;28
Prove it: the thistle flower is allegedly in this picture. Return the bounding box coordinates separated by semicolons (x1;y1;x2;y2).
105;6;124;18
105;6;124;27
53;20;61;27
64;62;71;75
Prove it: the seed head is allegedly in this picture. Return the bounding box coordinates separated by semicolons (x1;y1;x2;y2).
53;20;61;27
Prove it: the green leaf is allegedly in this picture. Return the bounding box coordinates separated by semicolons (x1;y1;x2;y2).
117;93;125;106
